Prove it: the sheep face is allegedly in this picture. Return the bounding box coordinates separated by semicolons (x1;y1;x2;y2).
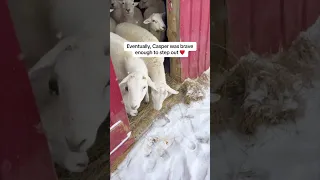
111;0;121;9
139;0;151;9
55;46;109;152
143;13;166;32
29;37;110;153
119;71;157;113
120;0;139;15
151;83;179;111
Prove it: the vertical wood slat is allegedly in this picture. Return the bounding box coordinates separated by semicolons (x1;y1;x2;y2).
180;0;210;80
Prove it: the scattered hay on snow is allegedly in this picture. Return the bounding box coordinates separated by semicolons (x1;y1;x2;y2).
181;68;210;104
212;33;319;135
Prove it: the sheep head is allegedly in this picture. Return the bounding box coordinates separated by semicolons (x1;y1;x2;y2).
119;71;157;112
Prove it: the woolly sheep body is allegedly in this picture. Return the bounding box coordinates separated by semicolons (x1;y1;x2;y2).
115;23;179;110
110;32;157;116
110;17;117;32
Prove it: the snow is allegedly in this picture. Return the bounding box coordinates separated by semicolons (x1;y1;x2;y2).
209;17;320;180
111;89;211;180
211;82;320;180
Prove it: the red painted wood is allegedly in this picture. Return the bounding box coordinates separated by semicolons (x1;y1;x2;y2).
110;136;134;165
0;1;57;180
226;0;252;62
110;121;128;151
283;0;304;47
109;59;130;129
306;0;320;29
109;59;134;166
179;0;210;80
227;0;320;58
251;0;283;54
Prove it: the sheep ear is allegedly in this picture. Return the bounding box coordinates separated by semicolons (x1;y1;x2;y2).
146;76;158;91
28;36;76;80
143;18;152;24
119;74;131;86
134;2;139;6
165;84;179;94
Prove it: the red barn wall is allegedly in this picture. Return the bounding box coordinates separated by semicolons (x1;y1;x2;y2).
180;0;211;80
227;0;320;61
0;1;57;179
109;60;134;166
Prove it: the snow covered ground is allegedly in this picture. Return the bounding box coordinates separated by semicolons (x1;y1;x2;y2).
211;81;320;180
111;89;211;180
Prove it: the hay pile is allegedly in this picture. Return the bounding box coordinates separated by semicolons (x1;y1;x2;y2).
212;36;319;134
180;68;210;104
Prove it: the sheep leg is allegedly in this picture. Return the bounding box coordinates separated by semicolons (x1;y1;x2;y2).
144;91;150;103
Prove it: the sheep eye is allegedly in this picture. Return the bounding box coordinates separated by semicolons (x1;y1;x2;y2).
152;20;156;22
132;3;134;5
125;86;128;91
143;86;146;89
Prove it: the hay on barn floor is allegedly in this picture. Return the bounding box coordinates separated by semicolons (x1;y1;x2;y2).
212;36;319;135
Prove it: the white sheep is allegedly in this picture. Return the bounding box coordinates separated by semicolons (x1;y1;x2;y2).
29;33;110;155
110;32;158;116
110;9;117;32
115;22;179;111
143;7;166;41
111;0;143;26
38;97;89;172
139;0;165;12
110;0;123;23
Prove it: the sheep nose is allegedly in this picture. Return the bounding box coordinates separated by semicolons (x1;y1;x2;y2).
131;105;138;110
126;9;130;12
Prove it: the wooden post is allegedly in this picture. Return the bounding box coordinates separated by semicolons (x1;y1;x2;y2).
211;0;229;71
167;0;182;82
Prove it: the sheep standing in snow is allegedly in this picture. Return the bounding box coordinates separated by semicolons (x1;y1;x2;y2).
29;33;110;171
110;32;158;116
111;0;143;27
143;8;166;41
110;9;117;32
139;0;166;12
115;22;179;111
